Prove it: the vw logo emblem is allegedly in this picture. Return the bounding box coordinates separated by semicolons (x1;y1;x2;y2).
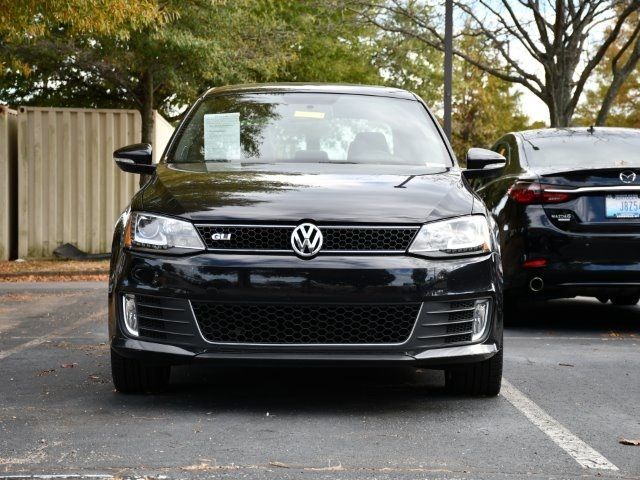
620;171;637;184
291;223;323;258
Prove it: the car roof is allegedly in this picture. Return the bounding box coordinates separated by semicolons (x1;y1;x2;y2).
515;126;640;140
202;83;418;100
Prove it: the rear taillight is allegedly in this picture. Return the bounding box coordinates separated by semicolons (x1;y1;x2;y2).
523;258;547;268
508;182;573;205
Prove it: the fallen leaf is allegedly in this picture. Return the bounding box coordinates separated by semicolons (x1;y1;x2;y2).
61;363;77;368
619;438;640;446
305;464;344;472
182;462;212;471
269;461;290;468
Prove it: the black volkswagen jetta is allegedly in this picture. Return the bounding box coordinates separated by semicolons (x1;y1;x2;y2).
467;127;640;309
109;83;504;395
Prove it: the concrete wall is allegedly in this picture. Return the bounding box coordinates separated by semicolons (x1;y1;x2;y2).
153;111;175;164
15;107;174;257
0;107;18;260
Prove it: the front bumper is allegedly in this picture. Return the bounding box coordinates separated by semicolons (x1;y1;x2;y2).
108;251;502;367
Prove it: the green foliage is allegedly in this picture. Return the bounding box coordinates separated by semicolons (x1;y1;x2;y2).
375;20;530;159
575;10;640;128
0;1;381;124
277;5;381;85
577;77;640;128
450;33;529;160
0;0;531;158
367;3;443;107
0;0;163;39
0;1;299;128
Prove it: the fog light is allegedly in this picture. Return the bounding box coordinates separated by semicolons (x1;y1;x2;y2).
471;300;490;341
122;294;138;336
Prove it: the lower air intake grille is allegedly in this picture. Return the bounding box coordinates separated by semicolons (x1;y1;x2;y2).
445;301;475;343
134;295;195;343
413;299;486;346
190;302;421;344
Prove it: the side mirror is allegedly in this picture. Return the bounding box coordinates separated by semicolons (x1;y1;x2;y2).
114;143;155;174
466;148;506;170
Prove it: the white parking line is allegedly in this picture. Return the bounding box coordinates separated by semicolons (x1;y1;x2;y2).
0;308;107;361
501;379;619;471
0;476;113;479
507;336;636;340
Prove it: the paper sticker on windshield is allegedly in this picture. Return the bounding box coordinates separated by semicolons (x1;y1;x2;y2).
294;111;325;119
204;113;240;161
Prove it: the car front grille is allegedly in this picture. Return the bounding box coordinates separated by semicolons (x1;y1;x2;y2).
195;225;418;253
190;302;421;345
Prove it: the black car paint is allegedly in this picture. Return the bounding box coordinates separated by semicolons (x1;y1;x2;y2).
468;128;640;300
108;84;502;367
140;164;474;225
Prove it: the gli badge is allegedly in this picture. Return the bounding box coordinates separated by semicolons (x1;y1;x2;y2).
211;232;232;241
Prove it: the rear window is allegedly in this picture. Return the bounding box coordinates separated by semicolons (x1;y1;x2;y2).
523;131;640;168
167;92;450;168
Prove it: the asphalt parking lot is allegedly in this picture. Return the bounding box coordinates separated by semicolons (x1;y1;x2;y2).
0;282;638;479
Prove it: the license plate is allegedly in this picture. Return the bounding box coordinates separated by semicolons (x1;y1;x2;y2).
605;194;640;218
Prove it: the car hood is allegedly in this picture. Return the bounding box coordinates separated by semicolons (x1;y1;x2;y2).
141;163;474;224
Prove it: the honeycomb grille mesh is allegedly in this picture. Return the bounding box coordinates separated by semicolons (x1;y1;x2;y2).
195;225;418;252
445;300;475;343
133;295;194;343
191;302;421;344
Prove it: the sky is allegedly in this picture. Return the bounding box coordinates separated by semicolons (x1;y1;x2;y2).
452;1;612;127
519;88;548;124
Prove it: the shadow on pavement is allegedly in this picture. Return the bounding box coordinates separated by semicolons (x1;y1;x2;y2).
102;366;501;414
506;297;639;334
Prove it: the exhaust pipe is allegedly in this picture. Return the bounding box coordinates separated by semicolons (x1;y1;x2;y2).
529;277;544;292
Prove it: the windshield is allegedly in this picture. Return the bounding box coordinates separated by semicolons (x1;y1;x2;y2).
167;92;451;168
523;131;640;168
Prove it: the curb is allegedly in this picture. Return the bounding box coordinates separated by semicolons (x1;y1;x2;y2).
0;281;108;291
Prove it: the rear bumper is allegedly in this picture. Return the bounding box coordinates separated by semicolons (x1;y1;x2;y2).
503;206;640;298
108;250;503;367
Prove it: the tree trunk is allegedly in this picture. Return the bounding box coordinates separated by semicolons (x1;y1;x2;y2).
546;83;574;128
595;42;640;126
139;69;154;187
140;69;154;144
595;74;625;126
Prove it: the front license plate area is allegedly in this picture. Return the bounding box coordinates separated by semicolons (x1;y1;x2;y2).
605;194;640;218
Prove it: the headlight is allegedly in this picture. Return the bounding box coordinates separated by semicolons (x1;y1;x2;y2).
124;212;205;251
408;215;491;258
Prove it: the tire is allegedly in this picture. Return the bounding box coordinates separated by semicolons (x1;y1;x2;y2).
596;296;609;304
110;349;171;394
611;295;640;306
445;348;503;396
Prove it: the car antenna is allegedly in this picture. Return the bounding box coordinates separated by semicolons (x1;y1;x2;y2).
394;175;415;188
588;125;595;134
523;137;540;151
